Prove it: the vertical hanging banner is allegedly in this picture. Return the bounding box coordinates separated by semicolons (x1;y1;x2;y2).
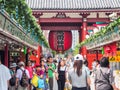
24;46;27;55
101;47;104;55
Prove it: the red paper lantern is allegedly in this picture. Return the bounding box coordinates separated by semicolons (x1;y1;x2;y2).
49;31;72;52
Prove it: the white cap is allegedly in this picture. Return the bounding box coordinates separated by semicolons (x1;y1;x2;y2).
74;54;84;61
18;61;25;66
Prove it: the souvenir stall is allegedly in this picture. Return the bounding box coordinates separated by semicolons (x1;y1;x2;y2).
76;17;120;89
0;0;49;66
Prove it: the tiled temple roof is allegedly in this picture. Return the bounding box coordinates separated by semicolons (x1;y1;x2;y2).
26;0;120;10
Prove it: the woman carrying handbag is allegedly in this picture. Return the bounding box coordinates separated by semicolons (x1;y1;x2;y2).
95;57;118;90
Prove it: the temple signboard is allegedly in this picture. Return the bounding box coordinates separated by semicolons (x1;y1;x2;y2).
4;19;26;42
0;12;5;29
0;11;37;49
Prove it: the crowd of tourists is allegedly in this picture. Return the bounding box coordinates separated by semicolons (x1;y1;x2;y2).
0;54;119;90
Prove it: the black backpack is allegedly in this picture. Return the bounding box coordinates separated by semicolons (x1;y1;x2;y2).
20;69;29;87
9;76;16;86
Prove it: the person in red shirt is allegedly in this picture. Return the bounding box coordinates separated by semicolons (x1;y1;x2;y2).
26;60;33;90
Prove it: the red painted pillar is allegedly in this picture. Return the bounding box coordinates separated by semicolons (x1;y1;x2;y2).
82;18;87;57
4;44;8;67
80;13;90;57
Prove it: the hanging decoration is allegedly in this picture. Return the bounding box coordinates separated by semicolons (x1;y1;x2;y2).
24;46;27;55
101;47;104;55
10;13;14;19
49;31;72;52
22;16;25;28
15;6;18;20
27;24;30;33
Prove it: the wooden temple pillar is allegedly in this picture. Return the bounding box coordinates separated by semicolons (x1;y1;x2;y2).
80;13;90;58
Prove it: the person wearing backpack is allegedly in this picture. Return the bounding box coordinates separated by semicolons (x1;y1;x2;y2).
16;61;30;90
9;63;17;90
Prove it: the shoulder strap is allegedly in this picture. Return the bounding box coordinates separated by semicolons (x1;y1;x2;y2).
100;69;110;83
20;69;26;74
20;68;23;72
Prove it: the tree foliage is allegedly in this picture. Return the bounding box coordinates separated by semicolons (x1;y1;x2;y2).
0;0;49;47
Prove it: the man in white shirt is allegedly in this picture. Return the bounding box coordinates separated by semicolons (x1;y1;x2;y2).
0;56;11;90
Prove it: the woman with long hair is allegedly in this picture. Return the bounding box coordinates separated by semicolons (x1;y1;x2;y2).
55;59;67;90
68;54;90;90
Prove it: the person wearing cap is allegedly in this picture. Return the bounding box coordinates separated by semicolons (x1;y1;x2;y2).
68;54;91;90
9;63;17;90
0;56;11;90
16;61;30;90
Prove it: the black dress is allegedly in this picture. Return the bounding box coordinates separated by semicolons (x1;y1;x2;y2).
57;66;66;90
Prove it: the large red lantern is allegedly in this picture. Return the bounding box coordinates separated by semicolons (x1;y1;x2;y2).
49;31;72;52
